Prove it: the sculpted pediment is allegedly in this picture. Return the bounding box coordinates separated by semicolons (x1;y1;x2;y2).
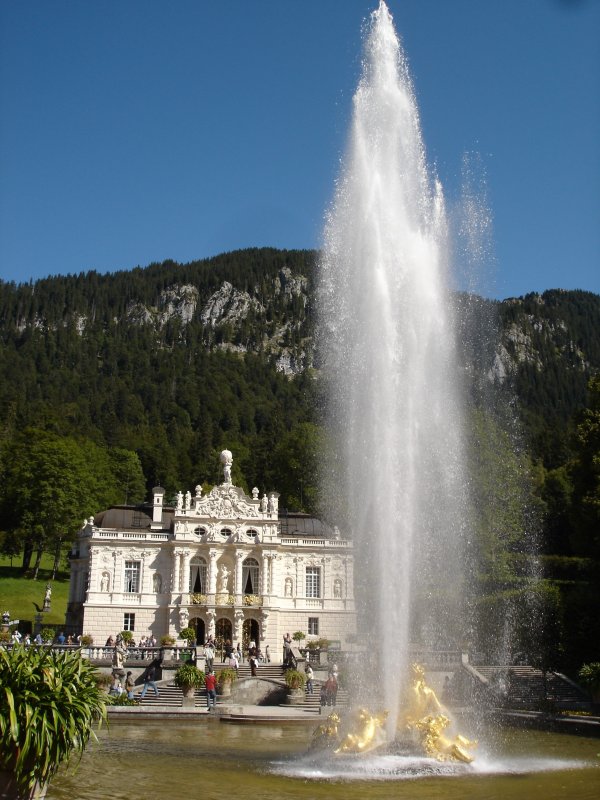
195;485;259;520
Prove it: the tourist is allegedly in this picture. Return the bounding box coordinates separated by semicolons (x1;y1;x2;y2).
236;642;242;662
323;675;337;706
56;631;66;645
109;676;123;696
34;632;43;646
265;644;270;663
125;671;136;700
106;635;115;647
204;640;215;673
305;662;314;695
249;652;258;676
229;650;239;674
23;633;31;646
66;634;73;645
140;660;160;699
205;670;217;710
224;639;233;659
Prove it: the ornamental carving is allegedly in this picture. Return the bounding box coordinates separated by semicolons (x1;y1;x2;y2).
194;485;259;519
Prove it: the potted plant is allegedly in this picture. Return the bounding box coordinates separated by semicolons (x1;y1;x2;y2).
160;634;175;646
174;663;205;699
578;662;600;703
119;630;134;645
80;634;94;646
94;672;113;694
285;669;307;705
0;645;106;800
179;627;196;646
292;631;305;644
216;667;237;698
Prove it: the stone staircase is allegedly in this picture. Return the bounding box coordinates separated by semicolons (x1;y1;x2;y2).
135;661;349;712
474;665;591;711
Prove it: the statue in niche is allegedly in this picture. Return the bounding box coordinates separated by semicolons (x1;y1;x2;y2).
176;491;183;512
217;564;231;594
220;449;233;484
334;579;342;598
284;577;293;597
153;573;162;593
100;572;110;592
260;493;268;513
179;608;189;629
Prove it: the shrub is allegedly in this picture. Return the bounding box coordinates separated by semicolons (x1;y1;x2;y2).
160;635;175;646
285;669;307;690
174;663;205;689
578;662;600;696
119;630;134;643
179;627;196;643
0;646;107;796
216;668;237;688
292;631;305;642
80;634;94;646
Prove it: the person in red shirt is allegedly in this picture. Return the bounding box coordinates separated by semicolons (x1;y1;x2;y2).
205;670;217;711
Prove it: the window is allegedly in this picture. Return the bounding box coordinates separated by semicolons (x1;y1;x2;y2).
124;561;140;593
123;613;135;631
308;617;319;635
189;557;207;593
242;558;260;594
306;566;321;598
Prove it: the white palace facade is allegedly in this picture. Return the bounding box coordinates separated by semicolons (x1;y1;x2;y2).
66;451;355;655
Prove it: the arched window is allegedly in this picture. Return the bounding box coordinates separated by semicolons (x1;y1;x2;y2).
189;556;207;593
242;557;260;595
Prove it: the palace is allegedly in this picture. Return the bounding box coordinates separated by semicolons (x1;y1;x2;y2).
66;450;355;655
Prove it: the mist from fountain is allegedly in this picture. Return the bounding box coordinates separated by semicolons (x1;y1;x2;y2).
317;0;471;735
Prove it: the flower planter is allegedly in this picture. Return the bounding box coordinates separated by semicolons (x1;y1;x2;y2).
285;688;305;706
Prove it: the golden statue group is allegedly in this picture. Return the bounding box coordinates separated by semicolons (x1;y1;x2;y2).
313;664;477;763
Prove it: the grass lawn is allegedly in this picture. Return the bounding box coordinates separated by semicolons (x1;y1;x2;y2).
0;552;70;629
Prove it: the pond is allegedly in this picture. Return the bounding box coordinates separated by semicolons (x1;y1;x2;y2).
47;720;600;800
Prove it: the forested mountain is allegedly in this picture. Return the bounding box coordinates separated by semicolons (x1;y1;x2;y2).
0;248;598;670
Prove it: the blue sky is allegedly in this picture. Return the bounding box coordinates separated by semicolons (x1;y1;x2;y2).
0;0;598;299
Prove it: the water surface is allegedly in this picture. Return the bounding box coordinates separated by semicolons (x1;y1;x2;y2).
47;721;600;800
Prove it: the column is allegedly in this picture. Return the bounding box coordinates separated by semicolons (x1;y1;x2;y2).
234;609;244;645
208;549;218;594
172;548;181;595
261;553;269;596
235;551;244;598
181;550;191;595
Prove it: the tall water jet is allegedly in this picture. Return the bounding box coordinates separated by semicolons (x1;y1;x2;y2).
317;1;470;732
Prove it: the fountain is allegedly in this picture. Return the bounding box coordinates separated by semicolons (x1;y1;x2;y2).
317;0;470;738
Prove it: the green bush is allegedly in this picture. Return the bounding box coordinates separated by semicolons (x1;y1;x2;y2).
0;645;107;796
119;630;134;643
160;634;175;646
174;663;205;689
285;669;306;690
578;663;600;695
179;627;196;643
216;668;237;688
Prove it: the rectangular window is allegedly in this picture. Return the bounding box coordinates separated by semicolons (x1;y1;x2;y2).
308;617;319;635
123;613;135;632
124;561;140;593
305;566;321;598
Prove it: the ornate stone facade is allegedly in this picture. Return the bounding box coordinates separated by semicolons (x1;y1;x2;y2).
66;452;355;656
